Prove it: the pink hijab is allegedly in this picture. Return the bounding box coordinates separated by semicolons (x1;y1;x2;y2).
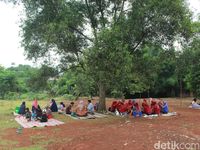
32;99;38;109
78;100;85;111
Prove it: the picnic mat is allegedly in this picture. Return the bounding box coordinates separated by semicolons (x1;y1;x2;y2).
15;115;64;128
66;112;107;120
188;106;200;109
143;112;177;118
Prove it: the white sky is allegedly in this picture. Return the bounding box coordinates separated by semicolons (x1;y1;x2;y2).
0;0;200;68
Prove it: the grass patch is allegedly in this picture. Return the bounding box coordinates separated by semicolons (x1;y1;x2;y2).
0;138;18;146
14;146;44;150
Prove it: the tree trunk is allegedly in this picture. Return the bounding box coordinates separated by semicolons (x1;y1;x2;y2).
171;88;175;97
179;79;183;107
190;91;193;97
179;79;183;98
98;82;106;112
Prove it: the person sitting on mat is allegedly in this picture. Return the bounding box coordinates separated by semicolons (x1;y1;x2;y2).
192;98;200;109
158;99;169;114
87;100;95;115
142;99;152;115
58;102;66;113
32;100;42;120
50;99;58;112
18;101;26;115
75;100;87;117
151;100;160;115
132;102;142;117
25;107;31;121
66;102;75;114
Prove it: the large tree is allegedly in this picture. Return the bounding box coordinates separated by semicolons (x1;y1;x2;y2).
3;0;192;110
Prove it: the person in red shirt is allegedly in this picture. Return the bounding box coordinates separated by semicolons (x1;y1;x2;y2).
142;99;152;115
151;100;160;115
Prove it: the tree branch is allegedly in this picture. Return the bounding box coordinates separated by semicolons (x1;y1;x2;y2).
116;0;125;23
96;0;105;28
113;1;117;22
131;32;146;53
69;26;93;42
85;0;97;40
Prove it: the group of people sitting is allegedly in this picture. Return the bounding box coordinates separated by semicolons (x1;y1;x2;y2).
18;99;59;122
65;100;95;117
108;98;169;117
18;98;97;121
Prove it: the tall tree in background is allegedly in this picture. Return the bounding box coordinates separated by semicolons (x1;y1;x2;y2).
3;0;192;110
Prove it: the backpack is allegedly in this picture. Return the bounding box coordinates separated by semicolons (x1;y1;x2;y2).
40;114;48;122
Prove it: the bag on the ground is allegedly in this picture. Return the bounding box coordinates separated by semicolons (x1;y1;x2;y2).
40;114;48;122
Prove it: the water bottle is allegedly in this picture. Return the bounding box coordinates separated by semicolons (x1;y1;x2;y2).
16;126;23;134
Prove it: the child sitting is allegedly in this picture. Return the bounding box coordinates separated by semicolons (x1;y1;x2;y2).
58;102;66;113
25;108;31;121
132;102;142;117
44;106;53;119
66;102;74;114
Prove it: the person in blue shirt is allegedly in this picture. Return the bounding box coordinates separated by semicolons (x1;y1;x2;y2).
87;100;94;114
158;99;169;114
18;101;26;115
162;101;169;114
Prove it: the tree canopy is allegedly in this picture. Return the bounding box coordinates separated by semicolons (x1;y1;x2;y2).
2;0;200;111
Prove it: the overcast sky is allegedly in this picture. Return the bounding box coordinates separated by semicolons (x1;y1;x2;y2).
0;0;200;68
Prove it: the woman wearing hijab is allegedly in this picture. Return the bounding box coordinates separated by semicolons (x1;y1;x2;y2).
158;99;169;114
75;100;87;117
142;99;152;115
132;102;142;117
32;99;38;112
32;99;42;119
50;99;58;112
18;101;26;115
151;100;160;115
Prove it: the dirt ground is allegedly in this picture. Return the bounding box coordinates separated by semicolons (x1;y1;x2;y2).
2;98;200;150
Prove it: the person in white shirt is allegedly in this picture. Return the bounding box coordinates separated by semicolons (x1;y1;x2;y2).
192;98;200;109
87;100;94;114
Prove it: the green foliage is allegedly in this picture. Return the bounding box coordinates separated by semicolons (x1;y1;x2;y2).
61;94;75;101
0;68;18;98
189;38;200;97
85;27;132;94
4;92;19;100
19;92;49;100
27;65;58;92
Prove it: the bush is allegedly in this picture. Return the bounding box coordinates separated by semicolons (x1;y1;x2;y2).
19;92;49;100
4;92;20;100
62;94;75;101
111;90;124;98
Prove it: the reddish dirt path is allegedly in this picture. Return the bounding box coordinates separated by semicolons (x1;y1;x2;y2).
2;98;200;150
